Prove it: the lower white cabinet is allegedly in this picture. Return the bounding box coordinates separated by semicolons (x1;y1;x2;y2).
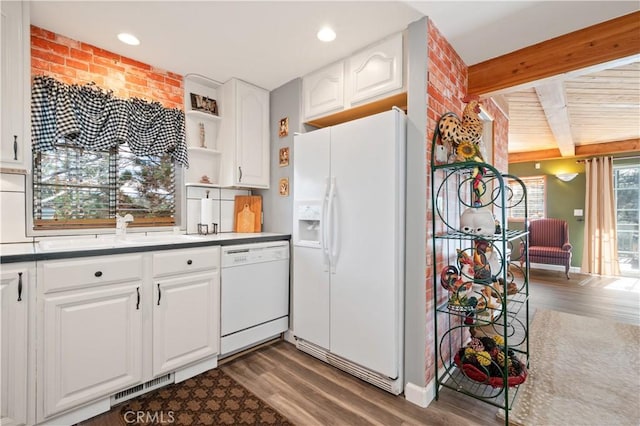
152;248;219;376
1;263;33;426
41;283;143;418
36;246;220;423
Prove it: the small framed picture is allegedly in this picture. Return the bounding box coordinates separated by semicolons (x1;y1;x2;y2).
278;117;289;138
190;93;218;116
279;177;289;197
279;147;289;167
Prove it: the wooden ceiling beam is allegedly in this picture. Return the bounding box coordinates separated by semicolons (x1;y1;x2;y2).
469;11;640;96
509;138;640;163
509;149;561;163
575;138;640;157
535;81;575;157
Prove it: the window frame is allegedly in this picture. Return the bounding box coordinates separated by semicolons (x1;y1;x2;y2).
507;175;546;222
30;142;180;234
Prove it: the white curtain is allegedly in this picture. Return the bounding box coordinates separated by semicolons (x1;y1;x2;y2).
582;156;620;275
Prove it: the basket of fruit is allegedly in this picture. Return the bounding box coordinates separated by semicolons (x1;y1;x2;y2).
454;336;527;388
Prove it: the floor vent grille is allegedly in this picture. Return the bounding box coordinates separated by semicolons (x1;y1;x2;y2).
111;373;174;405
296;339;401;395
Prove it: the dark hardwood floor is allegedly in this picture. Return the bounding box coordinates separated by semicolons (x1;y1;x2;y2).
81;273;639;426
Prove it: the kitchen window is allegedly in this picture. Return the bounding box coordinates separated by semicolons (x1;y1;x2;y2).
30;75;186;231
33;142;176;230
508;175;546;221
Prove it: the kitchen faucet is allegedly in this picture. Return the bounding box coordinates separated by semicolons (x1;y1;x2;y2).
115;214;134;236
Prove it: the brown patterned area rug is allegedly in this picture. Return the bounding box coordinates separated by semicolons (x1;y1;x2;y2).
120;368;292;425
498;309;640;425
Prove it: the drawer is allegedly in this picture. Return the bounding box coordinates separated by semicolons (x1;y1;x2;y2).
152;246;220;277
41;254;144;293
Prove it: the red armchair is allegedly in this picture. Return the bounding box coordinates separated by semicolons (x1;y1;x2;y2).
521;218;572;279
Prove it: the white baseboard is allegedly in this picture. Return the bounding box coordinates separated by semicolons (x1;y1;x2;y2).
404;365;449;408
530;263;580;273
283;329;296;344
404;382;432;407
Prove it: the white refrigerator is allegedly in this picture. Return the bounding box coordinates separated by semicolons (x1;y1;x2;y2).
292;108;405;394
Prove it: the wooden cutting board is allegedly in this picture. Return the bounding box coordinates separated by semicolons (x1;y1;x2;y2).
233;195;262;233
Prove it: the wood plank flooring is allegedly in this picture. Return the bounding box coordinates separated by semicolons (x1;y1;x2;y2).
81;273;639;426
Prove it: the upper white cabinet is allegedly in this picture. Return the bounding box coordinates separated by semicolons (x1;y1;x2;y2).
1;264;33;426
348;33;403;105
1;1;29;170
303;62;345;119
302;32;404;121
184;74;223;186
219;78;270;189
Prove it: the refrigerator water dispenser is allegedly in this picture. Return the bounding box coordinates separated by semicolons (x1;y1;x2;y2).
294;203;322;247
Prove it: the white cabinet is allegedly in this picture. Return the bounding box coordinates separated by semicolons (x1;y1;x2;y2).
0;173;28;243
302;32;404;121
36;247;220;422
302;61;345;119
219;78;270;188
348;33;403;105
184;74;223;186
151;247;220;376
1;264;32;426
1;1;29;170
38;255;144;419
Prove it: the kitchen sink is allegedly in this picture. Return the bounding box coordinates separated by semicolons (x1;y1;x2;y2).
38;234;208;252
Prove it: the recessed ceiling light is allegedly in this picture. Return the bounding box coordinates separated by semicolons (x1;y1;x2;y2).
117;33;140;46
317;27;336;42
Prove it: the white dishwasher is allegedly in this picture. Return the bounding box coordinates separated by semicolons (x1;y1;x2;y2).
220;241;290;357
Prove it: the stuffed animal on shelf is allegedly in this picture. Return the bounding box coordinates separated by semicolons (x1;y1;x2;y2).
460;207;496;236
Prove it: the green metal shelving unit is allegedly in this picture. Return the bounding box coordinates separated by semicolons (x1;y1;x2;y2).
430;155;530;425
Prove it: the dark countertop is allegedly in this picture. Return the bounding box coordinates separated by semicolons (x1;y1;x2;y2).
0;233;291;264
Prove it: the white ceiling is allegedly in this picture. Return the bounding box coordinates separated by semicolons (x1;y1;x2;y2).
29;1;639;91
28;1;640;157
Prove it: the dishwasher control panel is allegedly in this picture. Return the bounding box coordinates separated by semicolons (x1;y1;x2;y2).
222;241;289;267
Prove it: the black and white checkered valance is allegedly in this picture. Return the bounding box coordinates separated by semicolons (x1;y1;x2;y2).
31;75;188;167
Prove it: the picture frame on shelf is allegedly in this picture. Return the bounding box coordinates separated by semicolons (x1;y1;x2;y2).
190;93;218;116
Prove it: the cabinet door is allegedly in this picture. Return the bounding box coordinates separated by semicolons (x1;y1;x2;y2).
152;271;219;376
235;81;270;188
41;283;143;418
348;33;403;105
1;1;26;169
1;267;29;426
303;61;345;120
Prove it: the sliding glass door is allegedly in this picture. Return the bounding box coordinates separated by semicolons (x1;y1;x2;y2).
613;163;639;276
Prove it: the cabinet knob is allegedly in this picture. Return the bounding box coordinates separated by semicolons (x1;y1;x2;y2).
94;271;103;277
187;259;193;265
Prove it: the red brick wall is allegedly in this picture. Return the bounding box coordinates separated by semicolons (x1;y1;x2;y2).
30;26;183;109
424;19;509;385
484;99;509;172
425;18;469;385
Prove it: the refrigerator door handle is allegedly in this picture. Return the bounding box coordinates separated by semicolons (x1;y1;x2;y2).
328;178;338;274
321;177;331;270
